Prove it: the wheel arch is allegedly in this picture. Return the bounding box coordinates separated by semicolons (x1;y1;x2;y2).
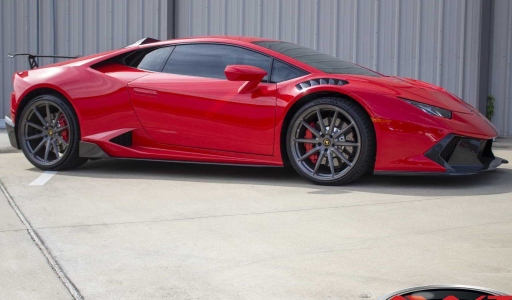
15;86;79;126
279;90;376;168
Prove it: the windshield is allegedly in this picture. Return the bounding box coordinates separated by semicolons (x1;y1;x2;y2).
253;41;380;77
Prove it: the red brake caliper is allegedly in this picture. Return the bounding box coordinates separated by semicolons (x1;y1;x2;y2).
304;122;318;164
58;115;69;143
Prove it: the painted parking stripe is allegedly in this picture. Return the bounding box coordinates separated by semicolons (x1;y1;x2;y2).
30;171;57;186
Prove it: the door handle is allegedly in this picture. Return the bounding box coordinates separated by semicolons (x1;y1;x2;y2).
133;88;158;96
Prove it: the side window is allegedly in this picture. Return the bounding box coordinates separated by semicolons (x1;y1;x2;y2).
163;44;271;80
126;47;174;72
271;60;308;83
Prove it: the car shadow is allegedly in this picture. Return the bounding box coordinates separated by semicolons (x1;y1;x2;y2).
47;158;512;197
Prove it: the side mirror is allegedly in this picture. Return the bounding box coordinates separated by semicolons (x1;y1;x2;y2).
225;65;267;94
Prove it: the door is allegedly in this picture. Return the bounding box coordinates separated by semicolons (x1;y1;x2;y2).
128;43;277;156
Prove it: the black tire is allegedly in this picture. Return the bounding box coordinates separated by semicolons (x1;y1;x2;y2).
286;97;375;185
18;94;88;170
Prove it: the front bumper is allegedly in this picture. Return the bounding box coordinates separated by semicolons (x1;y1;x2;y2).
375;134;508;176
4;116;19;149
424;134;508;174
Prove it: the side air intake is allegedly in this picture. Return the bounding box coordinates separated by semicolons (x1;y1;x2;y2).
110;131;133;147
296;78;348;91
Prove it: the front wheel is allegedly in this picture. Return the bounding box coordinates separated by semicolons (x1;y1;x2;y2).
18;94;88;170
286;97;375;185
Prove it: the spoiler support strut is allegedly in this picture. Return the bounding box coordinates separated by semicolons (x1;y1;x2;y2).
7;53;80;69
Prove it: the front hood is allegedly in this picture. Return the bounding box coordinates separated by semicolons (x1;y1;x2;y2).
343;75;474;114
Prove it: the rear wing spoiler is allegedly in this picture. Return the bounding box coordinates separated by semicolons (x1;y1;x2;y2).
7;53;80;69
9;37;160;69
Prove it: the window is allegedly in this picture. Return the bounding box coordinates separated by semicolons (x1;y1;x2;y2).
253;41;380;77
163;44;272;80
124;47;174;72
271;60;308;82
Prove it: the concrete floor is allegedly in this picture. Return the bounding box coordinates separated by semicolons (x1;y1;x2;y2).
1;130;511;299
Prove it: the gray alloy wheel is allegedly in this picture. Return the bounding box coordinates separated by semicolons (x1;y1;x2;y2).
286;97;375;185
18;94;88;170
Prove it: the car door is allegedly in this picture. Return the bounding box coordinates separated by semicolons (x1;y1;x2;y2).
128;43;277;156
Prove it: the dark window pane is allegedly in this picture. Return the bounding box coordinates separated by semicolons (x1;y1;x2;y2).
271;60;308;82
134;47;174;72
254;41;380;77
163;44;271;80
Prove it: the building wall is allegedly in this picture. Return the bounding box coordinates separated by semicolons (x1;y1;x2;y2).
0;0;168;124
490;0;512;135
1;0;511;136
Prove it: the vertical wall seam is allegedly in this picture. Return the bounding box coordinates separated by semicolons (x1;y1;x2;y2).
352;0;358;62
394;0;400;75
333;0;339;57
224;0;228;36
314;0;319;49
206;0;210;35
295;1;300;43
504;0;512;135
373;0;379;71
277;0;282;40
436;0;444;86
188;0;192;36
458;0;466;97
258;0;263;37
415;0;421;79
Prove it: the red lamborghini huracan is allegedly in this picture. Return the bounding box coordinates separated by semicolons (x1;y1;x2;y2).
5;36;508;185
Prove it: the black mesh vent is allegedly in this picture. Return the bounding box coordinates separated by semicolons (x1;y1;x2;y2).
110;131;132;147
440;136;461;162
296;78;348;90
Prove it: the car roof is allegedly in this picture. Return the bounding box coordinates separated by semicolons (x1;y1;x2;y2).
136;36;323;74
140;36;278;48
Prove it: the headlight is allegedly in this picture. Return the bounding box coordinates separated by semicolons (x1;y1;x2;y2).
402;99;452;119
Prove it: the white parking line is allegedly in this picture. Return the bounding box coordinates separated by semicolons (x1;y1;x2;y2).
29;171;57;186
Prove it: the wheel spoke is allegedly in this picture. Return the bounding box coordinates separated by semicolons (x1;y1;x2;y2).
298;146;320;161
293;138;318;144
45;102;51;124
332;147;353;167
300;120;321;138
316;108;326;135
53;110;62;127
31;138;47;156
55;126;68;133
24;132;46;141
52;139;60;159
33;108;47;126
327;150;335;177
328;111;338;135
333;122;354;139
55;135;68;147
313;151;326;175
334;141;359;147
43;139;51;163
26;121;45;131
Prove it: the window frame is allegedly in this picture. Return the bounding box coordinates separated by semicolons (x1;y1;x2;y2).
122;42;311;82
161;42;277;82
267;58;309;83
123;46;175;72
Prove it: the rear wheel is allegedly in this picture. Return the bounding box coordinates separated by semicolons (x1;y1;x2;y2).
286;97;375;185
18;94;87;170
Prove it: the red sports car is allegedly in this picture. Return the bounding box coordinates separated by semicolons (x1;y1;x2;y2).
5;36;508;185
